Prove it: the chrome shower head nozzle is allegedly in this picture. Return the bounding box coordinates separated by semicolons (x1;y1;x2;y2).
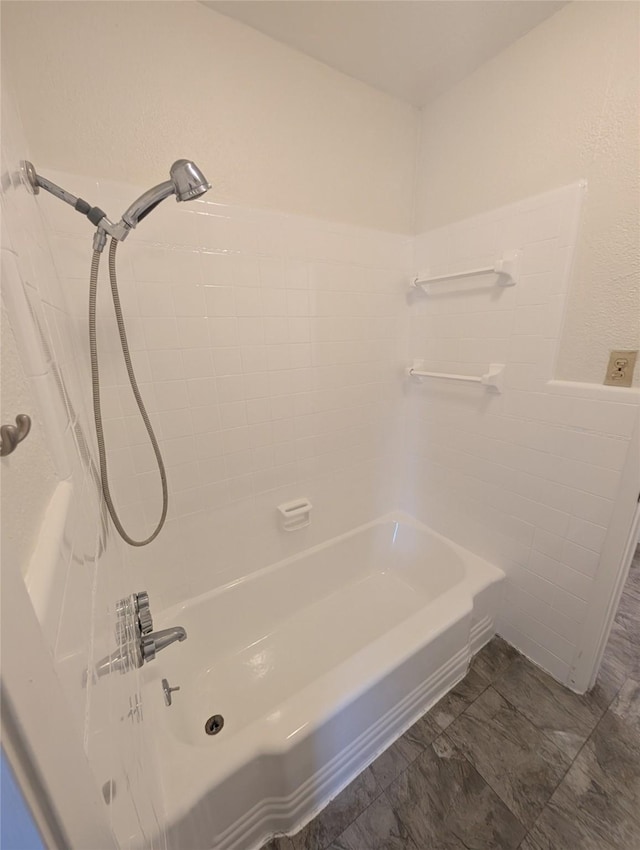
170;159;211;202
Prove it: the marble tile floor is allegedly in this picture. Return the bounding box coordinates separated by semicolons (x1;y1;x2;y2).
263;546;640;850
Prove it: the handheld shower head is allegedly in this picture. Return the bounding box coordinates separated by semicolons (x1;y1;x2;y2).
23;158;211;252
120;159;211;230
170;159;210;202
27;156;213;545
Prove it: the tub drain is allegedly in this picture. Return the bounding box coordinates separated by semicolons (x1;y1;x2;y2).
205;714;224;735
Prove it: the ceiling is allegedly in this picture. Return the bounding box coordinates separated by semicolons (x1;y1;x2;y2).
202;1;567;107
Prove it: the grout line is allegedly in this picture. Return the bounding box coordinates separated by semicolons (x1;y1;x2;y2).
379;786;421;850
316;685;459;847
436;649;571;833
514;674;632;849
441;724;529;839
325;641;518;849
438;724;529;838
313;769;387;850
487;599;640;847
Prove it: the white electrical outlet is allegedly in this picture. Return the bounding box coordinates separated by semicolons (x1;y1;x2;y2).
604;350;638;388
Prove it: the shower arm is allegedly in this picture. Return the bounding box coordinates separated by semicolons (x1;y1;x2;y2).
23;160;132;251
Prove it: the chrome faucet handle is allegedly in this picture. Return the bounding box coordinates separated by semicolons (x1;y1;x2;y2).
141;633;157;663
138;604;154;635
135;590;150;610
133;590;154;635
88;592;186;684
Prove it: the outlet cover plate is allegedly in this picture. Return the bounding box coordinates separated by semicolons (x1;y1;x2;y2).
604;350;638;388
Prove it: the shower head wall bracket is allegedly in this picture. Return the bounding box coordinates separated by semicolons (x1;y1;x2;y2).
20;159;123;251
21;160;39;194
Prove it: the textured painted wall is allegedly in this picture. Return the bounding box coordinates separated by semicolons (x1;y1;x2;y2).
415;1;640;386
1;1;418;234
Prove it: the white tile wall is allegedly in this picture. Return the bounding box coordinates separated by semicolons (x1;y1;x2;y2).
4;118;638;849
1;81;167;849
37;171;639;691
405;183;639;684
40;171;411;607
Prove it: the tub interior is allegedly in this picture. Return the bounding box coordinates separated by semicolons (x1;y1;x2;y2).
157;519;468;742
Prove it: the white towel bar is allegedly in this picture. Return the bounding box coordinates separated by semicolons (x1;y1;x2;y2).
412;250;520;291
407;361;505;393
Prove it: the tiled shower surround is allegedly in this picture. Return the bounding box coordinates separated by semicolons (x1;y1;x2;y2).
40;171;411;608
41;172;638;691
406;183;639;685
3;163;638;849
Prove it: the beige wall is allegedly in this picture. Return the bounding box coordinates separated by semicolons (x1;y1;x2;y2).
1;1;419;234
4;1;638;385
415;1;640;385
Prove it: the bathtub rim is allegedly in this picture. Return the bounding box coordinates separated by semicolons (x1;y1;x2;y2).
154;509;501;625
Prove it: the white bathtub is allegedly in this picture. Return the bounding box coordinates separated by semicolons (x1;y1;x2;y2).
142;511;504;850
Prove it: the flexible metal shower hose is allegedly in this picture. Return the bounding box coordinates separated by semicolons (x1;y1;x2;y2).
89;238;168;546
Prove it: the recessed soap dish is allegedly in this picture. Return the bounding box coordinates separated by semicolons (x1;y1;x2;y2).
277;498;312;532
